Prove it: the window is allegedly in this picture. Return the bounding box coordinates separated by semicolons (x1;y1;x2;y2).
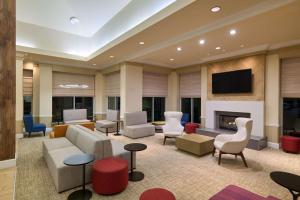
108;96;120;110
23;96;32;115
52;96;93;122
181;98;201;123
283;98;300;134
142;97;165;122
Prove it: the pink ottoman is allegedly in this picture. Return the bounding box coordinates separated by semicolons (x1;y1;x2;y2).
185;123;200;134
140;188;176;200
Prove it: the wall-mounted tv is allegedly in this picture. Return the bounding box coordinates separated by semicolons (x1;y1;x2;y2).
212;69;252;94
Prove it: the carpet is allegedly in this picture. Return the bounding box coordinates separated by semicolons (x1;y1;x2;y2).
15;133;300;200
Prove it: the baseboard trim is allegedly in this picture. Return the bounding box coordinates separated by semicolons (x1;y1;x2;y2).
0;158;16;169
268;142;280;149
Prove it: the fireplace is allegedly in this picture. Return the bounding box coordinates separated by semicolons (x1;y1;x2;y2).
215;111;250;131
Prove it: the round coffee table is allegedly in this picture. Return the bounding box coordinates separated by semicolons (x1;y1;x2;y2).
124;143;147;182
64;154;95;200
270;171;300;200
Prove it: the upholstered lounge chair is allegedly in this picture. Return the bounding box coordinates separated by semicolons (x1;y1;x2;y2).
162;111;184;145
23;114;46;137
213;117;253;167
95;110;119;136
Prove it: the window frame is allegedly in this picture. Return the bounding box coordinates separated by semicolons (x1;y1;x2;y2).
142;97;165;122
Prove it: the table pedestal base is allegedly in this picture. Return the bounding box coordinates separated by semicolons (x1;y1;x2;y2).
114;133;121;136
68;189;92;200
129;171;144;182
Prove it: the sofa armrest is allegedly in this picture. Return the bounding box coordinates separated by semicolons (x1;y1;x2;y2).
52;124;69;138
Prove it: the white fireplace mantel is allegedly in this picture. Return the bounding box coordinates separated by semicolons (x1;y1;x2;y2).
205;100;264;137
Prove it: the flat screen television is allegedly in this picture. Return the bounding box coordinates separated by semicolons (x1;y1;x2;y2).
212;69;252;94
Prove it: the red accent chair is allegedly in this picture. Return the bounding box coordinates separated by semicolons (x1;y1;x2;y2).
281;136;300;153
185;123;200;134
92;157;128;195
140;188;176;200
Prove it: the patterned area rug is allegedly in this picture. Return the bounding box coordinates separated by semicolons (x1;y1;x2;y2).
15;133;299;200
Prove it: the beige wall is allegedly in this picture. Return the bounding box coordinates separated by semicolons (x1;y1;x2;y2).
265;54;281;143
166;72;179;111
16;56;24;134
207;54;265;101
38;64;53;126
200;66;207;127
120;63;143;118
95;72;106;119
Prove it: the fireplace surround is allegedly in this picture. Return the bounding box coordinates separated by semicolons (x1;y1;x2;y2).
215;111;251;131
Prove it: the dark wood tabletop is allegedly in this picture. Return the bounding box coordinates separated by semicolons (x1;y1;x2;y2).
124;143;147;152
64;154;95;166
270;171;300;192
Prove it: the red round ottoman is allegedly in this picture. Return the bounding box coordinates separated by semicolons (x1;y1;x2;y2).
281;136;300;153
185;123;199;134
92;157;128;195
140;188;176;200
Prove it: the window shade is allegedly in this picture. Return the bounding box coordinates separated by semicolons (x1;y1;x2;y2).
52;72;95;97
23;69;33;96
105;72;120;96
180;72;201;97
281;58;300;97
143;72;168;97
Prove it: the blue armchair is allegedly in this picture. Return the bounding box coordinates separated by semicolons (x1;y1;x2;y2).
23;115;46;137
181;113;190;127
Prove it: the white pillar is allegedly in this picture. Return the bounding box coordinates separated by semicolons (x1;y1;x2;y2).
166;71;179;111
120;64;143;119
16;53;24;134
201;66;207;127
95;72;106;120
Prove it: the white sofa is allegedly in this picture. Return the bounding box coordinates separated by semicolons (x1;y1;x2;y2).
63;109;90;124
43;125;135;192
123;111;155;139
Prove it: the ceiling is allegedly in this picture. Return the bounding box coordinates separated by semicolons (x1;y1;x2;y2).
16;0;131;37
19;0;300;69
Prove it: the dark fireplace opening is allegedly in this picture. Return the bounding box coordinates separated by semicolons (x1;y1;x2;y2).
215;111;250;131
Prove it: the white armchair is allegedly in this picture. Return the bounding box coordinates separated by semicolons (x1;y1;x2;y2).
162;111;184;145
213;117;253;167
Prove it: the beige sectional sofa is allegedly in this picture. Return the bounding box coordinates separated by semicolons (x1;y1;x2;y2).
43;125;135;192
123;111;155;139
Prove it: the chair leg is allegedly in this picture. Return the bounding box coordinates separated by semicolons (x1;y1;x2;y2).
28;132;31;137
163;136;167;145
218;151;222;165
212;147;216;156
240;152;248;168
106;128;108;136
43;130;45;136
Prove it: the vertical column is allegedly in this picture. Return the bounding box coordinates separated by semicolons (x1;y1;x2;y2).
39;64;52;126
16;53;24;134
201;66;207;127
32;64;40;122
265;54;280;145
120;63;143;119
95;72;106;120
166;71;179;111
0;0;16;161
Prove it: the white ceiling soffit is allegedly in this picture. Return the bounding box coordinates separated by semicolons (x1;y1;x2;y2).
16;0;194;60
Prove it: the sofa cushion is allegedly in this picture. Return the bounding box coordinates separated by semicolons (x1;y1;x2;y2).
48;146;84;169
63;109;87;122
65;125;80;145
95;120;116;129
65;119;90;124
124;124;155;139
43;137;73;152
125;111;147;126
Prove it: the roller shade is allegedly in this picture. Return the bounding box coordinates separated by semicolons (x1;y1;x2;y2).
105;72;120;96
180;72;201;97
143;72;168;97
53;72;95;97
281;58;300;97
23;69;33;96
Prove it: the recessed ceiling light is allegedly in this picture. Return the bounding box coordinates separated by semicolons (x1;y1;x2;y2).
199;39;205;45
215;46;221;50
139;41;145;45
69;17;79;25
109;55;114;58
92;63;96;66
177;47;182;51
170;58;174;61
211;6;221;13
229;29;237;35
240;44;244;48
